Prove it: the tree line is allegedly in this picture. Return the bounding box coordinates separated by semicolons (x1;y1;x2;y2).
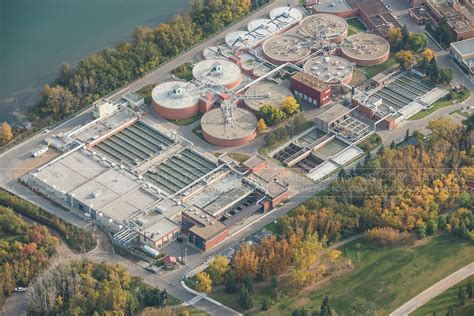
0;206;59;305
27;260;169;315
0;188;96;252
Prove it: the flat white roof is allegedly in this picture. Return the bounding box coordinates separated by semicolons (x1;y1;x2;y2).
451;38;474;57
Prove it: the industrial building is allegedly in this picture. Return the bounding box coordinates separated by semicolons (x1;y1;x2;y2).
200;105;258;147
290;71;332;107
307;0;402;37
303;56;354;85
299;13;348;43
352;72;443;129
450;38;474;75
340;33;390;66
409;0;474;41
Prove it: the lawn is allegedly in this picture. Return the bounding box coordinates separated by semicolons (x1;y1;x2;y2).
357;56;398;78
357;133;382;153
136;84;154;105
265;235;474;315
171;62;193;81
171;114;201;126
347;18;367;32
412;275;474;316
408;87;471;120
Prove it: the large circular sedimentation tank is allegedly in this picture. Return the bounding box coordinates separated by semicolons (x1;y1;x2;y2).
340;34;390;66
225;31;257;48
248;18;279;38
270;6;303;25
151;81;200;120
201;107;257;147
299;14;348;43
243;80;293;113
203;46;232;60
192;59;242;89
304;56;354;85
262;34;311;65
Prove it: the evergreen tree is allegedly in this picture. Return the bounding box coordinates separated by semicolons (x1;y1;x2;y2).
377;144;385;155
239;285;253;309
390;140;396;149
225;271;238;293
467;279;473;299
320;296;333;316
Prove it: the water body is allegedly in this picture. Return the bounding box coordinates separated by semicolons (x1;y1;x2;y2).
0;0;189;123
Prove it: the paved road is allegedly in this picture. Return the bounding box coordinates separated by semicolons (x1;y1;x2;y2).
390;262;474;316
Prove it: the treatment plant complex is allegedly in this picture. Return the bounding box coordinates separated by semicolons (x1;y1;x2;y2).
19;1;460;258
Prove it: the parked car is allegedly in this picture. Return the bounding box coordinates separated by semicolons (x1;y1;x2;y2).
14;287;27;293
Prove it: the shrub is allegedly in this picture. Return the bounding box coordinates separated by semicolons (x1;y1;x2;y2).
366;227;414;246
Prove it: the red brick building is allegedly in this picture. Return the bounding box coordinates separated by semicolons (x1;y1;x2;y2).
181;207;228;252
290;72;331;107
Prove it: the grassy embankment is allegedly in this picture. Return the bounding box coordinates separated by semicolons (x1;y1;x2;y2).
210;235;474;315
412;275;474;316
346;17;367;36
408;87;471;120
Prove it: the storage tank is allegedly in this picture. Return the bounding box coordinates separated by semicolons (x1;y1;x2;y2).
193;59;242;89
151;81;201;120
340;33;390;66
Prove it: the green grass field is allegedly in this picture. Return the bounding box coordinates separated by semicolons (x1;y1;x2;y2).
408;87;471;120
412;275;474;316
136;84;154;105
357;56;398;78
347;18;367;33
265;235;474;315
171;114;201;126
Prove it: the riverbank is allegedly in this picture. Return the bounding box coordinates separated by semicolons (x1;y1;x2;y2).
0;0;190;123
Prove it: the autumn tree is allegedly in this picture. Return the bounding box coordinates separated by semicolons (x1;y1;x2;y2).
232;243;260;282
0;122;13;144
40;85;78;116
408;33;427;53
291;234;323;287
395;50;415;70
421;48;434;62
282;96;300;115
207;255;230;284
257;118;267;132
194;271;212;293
258;104;286;126
387;27;402;50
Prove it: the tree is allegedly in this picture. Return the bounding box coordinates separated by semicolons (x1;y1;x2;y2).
395;50;415;70
401;25;410;47
208;255;230;284
194;272;212;293
387;27;402;51
291;234;323;287
421;48;434;63
282;96;300;115
408;33;427;53
239;285;253;309
261;296;272;311
458;287;466;306
258;104;286;126
0;122;13;144
467;279;473;299
257;118;267;132
320;296;334;316
390;140;396;149
426;219;438;235
40;85;78;116
271;275;279;289
232;243;260;281
438;68;453;85
405;128;410;141
225;271;238;293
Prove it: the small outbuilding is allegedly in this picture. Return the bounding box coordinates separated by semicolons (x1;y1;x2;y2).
163;255;178;270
